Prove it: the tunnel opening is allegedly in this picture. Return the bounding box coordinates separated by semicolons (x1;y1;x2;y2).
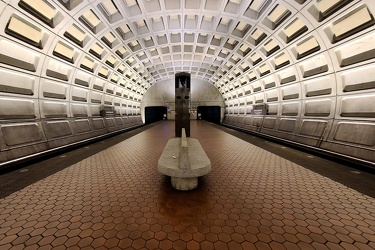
145;106;168;124
197;106;221;124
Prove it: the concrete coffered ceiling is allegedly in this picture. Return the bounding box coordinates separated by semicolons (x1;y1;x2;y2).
2;0;330;92
2;0;375;99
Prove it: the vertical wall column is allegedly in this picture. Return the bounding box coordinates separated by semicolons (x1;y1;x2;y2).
175;73;191;137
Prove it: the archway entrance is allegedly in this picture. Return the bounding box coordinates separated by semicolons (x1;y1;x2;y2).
197;106;221;124
145;106;168;124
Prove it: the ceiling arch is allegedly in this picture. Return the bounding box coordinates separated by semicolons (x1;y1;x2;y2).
2;0;375;101
70;0;287;86
3;0;327;88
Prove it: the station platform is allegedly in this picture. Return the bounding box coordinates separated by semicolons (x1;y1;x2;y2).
0;120;374;250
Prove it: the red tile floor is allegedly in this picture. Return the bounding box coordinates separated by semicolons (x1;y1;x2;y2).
0;121;374;250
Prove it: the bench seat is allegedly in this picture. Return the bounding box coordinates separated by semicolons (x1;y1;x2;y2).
158;137;211;190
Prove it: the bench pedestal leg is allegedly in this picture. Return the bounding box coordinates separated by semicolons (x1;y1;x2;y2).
171;177;198;191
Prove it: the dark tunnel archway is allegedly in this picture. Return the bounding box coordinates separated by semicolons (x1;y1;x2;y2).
144;106;168;124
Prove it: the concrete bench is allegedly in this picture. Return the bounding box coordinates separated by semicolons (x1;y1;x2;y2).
158;128;211;190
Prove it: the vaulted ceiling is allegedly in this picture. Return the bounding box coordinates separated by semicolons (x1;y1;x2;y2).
3;0;373;101
3;1;311;87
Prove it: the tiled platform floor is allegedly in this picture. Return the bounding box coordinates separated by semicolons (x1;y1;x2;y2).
0;121;374;250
